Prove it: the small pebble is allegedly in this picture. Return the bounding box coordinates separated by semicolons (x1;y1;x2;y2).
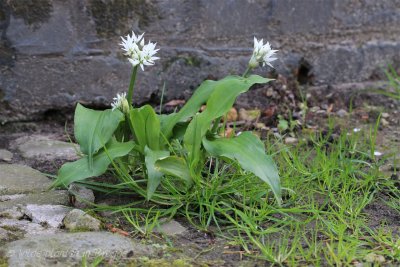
0;149;13;162
381;118;389;127
336;109;348;118
381;112;389;118
63;209;101;231
285;137;298;145
68;184;95;209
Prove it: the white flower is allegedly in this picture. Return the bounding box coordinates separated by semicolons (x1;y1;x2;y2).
111;92;127;111
120;31;144;57
120;31;159;71
127;41;160;71
249;37;278;68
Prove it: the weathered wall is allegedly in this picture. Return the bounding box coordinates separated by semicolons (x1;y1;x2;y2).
0;0;399;122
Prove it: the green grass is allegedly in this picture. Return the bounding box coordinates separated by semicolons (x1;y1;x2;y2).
373;65;400;101
83;117;399;266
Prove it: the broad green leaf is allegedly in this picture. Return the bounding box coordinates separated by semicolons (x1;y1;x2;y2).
184;75;270;167
74;104;123;168
130;105;161;153
144;146;169;200
155;156;192;186
160;79;217;139
52;139;134;188
202;132;281;205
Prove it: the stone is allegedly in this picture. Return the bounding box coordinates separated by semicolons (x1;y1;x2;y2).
0;219;58;238
381;118;389;127
0;164;52;195
0;191;69;212
63;209;101;231
0;1;399;122
1;232;154;267
24;204;72;228
13;135;79;161
285;137;298;145
0;149;13;162
0;227;10;241
0;207;24;220
68;184;95;209
0;194;25;202
154;220;187;236
336;109;348;118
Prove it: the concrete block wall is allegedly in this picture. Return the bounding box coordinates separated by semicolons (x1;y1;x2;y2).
0;0;399;121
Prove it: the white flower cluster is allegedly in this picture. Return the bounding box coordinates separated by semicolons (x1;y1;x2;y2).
111;92;127;111
249;37;278;69
120;31;159;71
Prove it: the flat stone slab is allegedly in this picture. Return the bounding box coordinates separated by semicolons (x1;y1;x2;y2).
0;164;52;195
0;149;13;162
25;204;72;228
0;218;58;238
0;191;69;211
1;232;155;267
13;135;79;161
154;220;187;236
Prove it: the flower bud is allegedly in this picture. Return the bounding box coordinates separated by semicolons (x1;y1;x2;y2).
248;56;259;69
121;98;130;114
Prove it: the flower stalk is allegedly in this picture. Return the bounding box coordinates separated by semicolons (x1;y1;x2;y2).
127;65;138;107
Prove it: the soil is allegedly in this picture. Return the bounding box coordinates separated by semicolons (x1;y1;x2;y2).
0;79;399;266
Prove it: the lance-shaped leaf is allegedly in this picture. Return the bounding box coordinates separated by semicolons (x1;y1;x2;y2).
130;105;161;153
144;146;169;200
160;79;217;140
155;156;192;186
184;75;271;167
51;139;134;188
202;132;281;205
74;104;123;168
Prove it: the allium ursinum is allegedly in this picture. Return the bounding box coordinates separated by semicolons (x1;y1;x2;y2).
120;31;144;57
248;37;278;69
120;31;159;71
111;92;129;114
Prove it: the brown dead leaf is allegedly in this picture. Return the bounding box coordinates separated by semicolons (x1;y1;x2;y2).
263;106;276;118
224;107;238;122
327;104;334;113
106;223;130;237
165;99;186;107
220;127;234;138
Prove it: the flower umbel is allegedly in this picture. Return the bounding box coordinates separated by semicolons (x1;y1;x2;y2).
120;31;159;71
248;37;278;69
111;92;129;113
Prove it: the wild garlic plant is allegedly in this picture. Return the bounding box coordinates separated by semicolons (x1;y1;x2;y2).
52;33;281;205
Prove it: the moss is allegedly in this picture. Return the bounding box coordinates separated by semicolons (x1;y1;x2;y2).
184;56;202;68
128;257;193;267
88;0;159;37
0;225;20;232
0;257;8;267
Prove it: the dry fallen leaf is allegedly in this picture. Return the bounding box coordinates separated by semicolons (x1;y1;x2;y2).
238;108;261;122
263;106;276;118
224;107;238;122
106;223;130;237
165;99;186;107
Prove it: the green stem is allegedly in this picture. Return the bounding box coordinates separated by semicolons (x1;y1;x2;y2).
242;66;252;78
127;65;139;107
211;117;221;134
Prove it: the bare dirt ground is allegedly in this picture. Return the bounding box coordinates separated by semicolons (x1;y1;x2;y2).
0;78;399;266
